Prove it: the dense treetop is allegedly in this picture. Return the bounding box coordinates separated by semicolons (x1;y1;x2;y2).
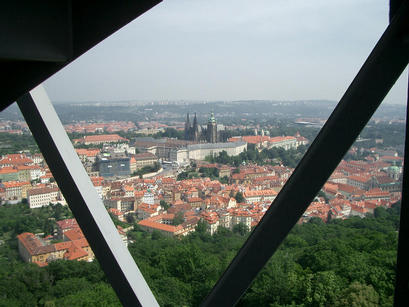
0;202;400;306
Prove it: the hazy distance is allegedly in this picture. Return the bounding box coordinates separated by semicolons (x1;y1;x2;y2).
44;0;408;105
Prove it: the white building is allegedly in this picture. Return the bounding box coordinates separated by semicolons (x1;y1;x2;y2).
30;167;46;181
142;191;155;205
27;187;60;208
244;189;277;204
231;211;252;230
170;141;247;163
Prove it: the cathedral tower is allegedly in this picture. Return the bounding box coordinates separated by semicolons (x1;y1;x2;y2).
207;112;217;143
192;112;199;142
184;113;190;140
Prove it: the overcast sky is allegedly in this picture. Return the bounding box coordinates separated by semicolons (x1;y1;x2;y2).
44;0;408;104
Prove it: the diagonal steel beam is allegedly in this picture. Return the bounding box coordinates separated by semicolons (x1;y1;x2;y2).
389;2;409;305
393;73;409;307
17;86;159;307
202;2;409;306
0;0;162;112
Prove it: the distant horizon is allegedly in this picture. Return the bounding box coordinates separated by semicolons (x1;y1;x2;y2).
49;99;406;108
51;98;338;104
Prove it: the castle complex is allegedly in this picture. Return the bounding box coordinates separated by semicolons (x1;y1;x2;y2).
184;112;218;143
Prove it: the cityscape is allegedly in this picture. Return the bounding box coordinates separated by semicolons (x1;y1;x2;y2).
0;99;405;305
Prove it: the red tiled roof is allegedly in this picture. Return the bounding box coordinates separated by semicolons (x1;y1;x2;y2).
375;175;395;184
347;175;372;183
27;187;59;196
77;134;128;143
56;218;79;230
0;167;18;174
64;228;85;241
364;188;390;198
244;189;277;197
76;148;100;157
109;208;123;216
2;181;30;188
17;232;55;256
133;152;158;160
187;197;203;203
63;242;89;260
138;219;182;233
91;176;104;186
0;154;33;166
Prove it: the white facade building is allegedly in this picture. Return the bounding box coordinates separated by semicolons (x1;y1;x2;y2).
28;187;60;208
30;168;46;181
171;142;247;163
142;191;155;205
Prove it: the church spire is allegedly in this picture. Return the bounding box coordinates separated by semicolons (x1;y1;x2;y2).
193;112;198;127
193;113;199;142
184;112;191;140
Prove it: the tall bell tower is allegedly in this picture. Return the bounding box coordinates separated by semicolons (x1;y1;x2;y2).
207;112;217;143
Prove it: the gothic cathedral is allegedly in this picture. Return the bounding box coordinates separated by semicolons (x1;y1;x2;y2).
184;112;218;143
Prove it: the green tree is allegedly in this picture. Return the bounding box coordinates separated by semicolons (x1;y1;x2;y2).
307;271;344;306
172;212;184;226
177;171;189;181
235;191;245;203
56;283;121;306
42;219;55;236
199;167;219;179
219;176;229;184
335;282;380;307
195;220;208;234
232;222;248;236
151;230;163;240
374;206;388;219
160;200;170;211
125;214;135;224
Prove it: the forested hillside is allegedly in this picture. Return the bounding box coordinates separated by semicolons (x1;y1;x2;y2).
0;203;400;306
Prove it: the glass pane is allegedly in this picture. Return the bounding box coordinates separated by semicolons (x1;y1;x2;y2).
1;0;407;306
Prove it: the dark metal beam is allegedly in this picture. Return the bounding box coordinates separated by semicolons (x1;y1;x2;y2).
0;0;162;112
17;86;159;307
0;1;72;62
393;67;409;307
390;0;405;21
201;2;409;306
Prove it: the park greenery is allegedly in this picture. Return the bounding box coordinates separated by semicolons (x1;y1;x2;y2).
198;166;219;179
0;201;401;306
132;162;161;178
176;164;200;181
359;122;405;150
0;133;39;155
153;128;184;140
177;166;229;184
0;203;73;266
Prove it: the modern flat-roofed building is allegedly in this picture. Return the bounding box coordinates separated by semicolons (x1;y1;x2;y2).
95;152;130;178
